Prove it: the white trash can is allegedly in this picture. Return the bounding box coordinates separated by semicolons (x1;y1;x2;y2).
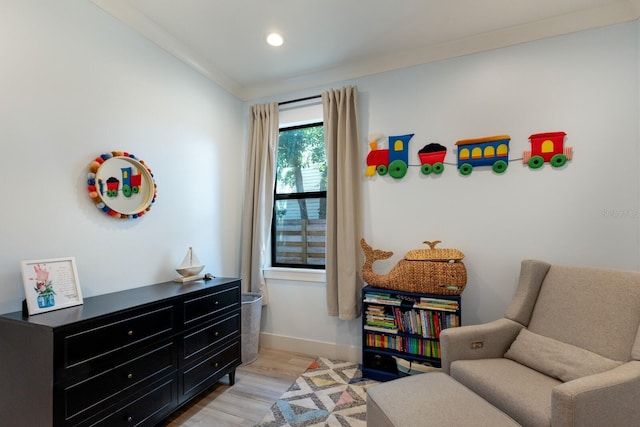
241;292;263;365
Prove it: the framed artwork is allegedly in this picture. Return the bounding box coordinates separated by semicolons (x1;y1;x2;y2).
87;151;157;219
21;257;83;315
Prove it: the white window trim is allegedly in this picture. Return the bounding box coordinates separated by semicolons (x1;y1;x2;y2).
263;267;326;283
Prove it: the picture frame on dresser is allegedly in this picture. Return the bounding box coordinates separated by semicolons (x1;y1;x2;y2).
21;256;83;315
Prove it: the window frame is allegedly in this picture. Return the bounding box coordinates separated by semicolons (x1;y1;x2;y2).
271;121;326;269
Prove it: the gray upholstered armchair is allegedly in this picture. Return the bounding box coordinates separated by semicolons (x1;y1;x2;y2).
367;260;640;427
440;259;640;426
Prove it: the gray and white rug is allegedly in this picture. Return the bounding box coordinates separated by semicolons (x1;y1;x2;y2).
256;357;378;427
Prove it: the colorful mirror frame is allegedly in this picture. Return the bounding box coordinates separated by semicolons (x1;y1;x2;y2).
87;152;157;219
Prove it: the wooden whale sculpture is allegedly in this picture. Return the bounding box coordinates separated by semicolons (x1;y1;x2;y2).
360;238;467;295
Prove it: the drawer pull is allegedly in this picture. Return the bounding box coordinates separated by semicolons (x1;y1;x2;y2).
127;416;133;423
214;300;219;305
127;373;133;379
213;362;219;368
127;330;134;336
214;331;219;337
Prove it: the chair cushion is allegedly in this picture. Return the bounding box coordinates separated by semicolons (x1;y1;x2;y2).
451;358;561;427
527;264;640;361
505;329;623;382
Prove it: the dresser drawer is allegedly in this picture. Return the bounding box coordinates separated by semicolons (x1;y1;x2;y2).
183;312;240;362
183;286;239;326
181;339;240;397
84;377;177;427
62;341;176;423
64;306;174;368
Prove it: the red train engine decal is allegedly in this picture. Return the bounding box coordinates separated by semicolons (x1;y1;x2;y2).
121;166;142;197
523;131;572;168
366;134;414;179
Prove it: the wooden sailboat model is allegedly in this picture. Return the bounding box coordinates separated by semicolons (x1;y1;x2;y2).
174;247;205;283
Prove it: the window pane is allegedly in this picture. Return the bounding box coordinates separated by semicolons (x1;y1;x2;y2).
273;198;326;267
276;125;326;193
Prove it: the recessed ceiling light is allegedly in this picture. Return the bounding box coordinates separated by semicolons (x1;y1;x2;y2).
266;32;284;47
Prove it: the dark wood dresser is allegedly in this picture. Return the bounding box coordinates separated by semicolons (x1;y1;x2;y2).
0;277;241;426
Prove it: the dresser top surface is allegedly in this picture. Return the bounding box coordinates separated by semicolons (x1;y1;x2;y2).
0;277;240;328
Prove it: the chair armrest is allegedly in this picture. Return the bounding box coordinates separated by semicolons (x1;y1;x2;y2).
439;318;523;374
552;361;640;427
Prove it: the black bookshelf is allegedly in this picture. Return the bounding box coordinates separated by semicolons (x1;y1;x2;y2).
361;285;462;381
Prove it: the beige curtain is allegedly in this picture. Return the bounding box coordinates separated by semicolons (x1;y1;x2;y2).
323;86;363;320
240;102;279;303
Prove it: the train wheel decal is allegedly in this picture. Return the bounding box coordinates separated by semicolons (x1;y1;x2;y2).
550;154;567;168
388;160;408;179
492;160;508;174
421;163;432;175
459;163;473;176
432;162;444;174
121;185;132;198
376;165;388;176
528;155;544;169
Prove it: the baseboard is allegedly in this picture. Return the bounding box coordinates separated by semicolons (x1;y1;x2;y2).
259;332;361;363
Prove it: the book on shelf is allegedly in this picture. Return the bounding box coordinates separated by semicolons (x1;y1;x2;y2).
364;292;402;305
364;324;399;334
419;297;458;305
414;297;459;312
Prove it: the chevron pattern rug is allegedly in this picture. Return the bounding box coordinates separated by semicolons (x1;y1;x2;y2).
256;357;379;427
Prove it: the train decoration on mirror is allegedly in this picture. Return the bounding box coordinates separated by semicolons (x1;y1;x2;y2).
365;131;572;179
87;151;157;219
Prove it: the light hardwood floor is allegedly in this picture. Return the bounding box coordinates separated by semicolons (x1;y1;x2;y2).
160;348;317;427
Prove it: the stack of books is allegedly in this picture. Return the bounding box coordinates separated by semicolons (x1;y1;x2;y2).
364;304;398;333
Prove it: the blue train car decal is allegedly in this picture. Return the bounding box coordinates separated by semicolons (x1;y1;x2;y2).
455;135;510;175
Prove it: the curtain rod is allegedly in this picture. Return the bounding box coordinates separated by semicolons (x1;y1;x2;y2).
278;94;321;106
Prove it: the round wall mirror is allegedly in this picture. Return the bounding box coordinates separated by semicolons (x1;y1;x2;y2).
87;152;156;218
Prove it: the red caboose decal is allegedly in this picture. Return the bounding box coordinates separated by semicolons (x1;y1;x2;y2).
524;131;572;168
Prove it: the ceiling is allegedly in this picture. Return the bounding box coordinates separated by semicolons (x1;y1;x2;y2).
90;0;640;101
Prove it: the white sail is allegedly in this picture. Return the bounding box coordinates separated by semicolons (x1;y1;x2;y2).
179;247;202;269
176;247;204;280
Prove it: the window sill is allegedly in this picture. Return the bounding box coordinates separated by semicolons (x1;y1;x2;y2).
263;267;326;283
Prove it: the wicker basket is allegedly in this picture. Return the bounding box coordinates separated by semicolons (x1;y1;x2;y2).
361;239;467;295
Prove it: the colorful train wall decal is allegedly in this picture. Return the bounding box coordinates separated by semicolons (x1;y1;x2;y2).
365;131;572;178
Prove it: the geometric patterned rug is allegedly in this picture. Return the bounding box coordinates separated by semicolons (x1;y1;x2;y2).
256;357;379;427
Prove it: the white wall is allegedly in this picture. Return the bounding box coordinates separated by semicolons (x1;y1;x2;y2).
256;21;640;361
0;0;245;314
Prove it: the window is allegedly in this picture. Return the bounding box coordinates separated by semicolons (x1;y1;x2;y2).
272;122;326;268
